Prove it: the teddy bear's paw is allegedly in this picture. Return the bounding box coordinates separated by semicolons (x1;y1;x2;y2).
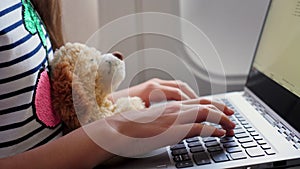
114;96;145;113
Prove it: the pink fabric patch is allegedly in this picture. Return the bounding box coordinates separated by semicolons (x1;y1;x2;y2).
35;70;61;127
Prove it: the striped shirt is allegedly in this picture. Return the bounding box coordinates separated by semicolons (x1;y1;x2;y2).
0;0;62;158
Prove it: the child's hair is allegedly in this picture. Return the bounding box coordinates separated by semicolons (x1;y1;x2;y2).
31;0;64;50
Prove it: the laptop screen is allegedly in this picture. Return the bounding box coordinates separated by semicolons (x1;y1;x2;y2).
246;0;300;132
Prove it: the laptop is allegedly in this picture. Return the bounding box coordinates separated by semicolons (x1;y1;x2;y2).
99;0;300;168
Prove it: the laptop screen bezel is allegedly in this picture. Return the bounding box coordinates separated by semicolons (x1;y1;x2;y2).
245;0;300;133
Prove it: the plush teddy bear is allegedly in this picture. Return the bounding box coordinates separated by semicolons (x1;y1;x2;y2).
50;43;145;133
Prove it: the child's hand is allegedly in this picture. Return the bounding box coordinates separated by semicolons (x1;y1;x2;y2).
109;78;198;107
84;98;235;157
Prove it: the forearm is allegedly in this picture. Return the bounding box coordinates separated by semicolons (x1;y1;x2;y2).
0;123;115;169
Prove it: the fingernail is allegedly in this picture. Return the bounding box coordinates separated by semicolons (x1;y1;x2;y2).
228;108;234;114
230;122;236;128
218;129;226;135
226;130;235;137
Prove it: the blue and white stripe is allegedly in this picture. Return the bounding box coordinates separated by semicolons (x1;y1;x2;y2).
0;0;62;158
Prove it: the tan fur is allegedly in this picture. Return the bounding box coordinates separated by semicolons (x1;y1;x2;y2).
50;43;145;133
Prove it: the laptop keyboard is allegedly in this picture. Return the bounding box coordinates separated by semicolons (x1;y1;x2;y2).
169;98;276;168
243;93;300;150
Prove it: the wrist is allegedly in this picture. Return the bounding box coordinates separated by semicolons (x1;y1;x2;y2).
82;119;126;158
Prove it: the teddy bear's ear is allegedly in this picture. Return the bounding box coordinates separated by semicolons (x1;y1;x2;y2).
51;60;101;133
50;60;80;131
51;60;100;132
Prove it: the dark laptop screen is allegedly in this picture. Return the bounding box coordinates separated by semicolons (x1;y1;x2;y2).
246;0;300;132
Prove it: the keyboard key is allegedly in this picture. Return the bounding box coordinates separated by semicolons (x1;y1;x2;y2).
238;137;253;143
174;156;181;162
246;147;265;157
237;118;246;123
263;113;276;125
188;141;202;148
294;143;300;149
207;146;222;152
293;136;299;143
170;144;186;150
283;129;291;136
250;132;259;137
226;146;242;153
278;128;285;134
275;122;284;129
290;132;296;138
285;136;292;141
202;137;217;143
190;146;205;153
193;152;211;166
234;124;242;129
172;149;188;156
234;112;240;115
223;141;239;148
210;151;230;162
180;154;191;161
238;118;246;122
257;140;267;145
253;136;263;141
230;151;247;160
234;128;246;134
205;141;220;147
235;114;243;119
186;137;199;143
229;116;235;120
235;133;250;139
265;149;276;155
175;161;193;168
261;144;271;150
243;124;252;129
240;121;249;125
220;137;235;143
242;142;257;148
291;137;298;143
173;154;191;162
247;128;256;133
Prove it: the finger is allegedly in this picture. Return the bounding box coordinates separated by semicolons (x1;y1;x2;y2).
225;129;235;137
220;123;235;137
183;123;226;138
159;85;190;101
202;108;235;130
199;99;234;115
181;98;234;115
156;79;198;99
149;122;226;147
176;107;235;130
